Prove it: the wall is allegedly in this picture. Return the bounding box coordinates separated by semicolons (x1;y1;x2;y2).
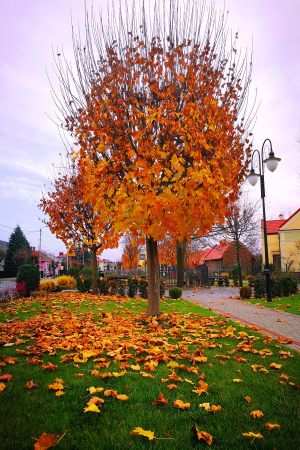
279;210;300;272
262;233;280;266
222;244;255;274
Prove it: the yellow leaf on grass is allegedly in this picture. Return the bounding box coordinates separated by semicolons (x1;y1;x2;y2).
131;427;155;440
269;363;282;370
83;403;101;413
244;396;252;403
233;378;243;383
55;390;64;396
48;382;64;391
34;432;59;450
130;364;140;371
199;402;211;411
265;423;280;430
116;394;129;401
0;383;6;392
242;432;263;439
250;410;264;419
173;399;190;410
210;404;222;413
87;386;103;394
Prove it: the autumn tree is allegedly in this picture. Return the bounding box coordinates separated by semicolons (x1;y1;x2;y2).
4;226;32;277
53;0;254;315
40;160;119;293
121;233;143;274
158;236;177;267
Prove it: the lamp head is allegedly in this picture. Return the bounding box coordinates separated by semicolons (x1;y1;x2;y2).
247;168;259;186
264;151;281;172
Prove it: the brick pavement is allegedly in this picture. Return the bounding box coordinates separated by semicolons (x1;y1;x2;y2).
182;287;300;351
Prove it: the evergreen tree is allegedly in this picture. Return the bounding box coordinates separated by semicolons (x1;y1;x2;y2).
3;226;32;277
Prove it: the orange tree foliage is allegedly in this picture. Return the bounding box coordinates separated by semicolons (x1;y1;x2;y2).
121;234;143;272
56;1;253;314
40;169;119;292
158;237;177;267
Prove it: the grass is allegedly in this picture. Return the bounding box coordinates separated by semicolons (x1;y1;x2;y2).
0;292;299;450
242;294;300;315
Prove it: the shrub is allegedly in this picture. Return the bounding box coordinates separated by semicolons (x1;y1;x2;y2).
169;287;182;299
139;279;148;299
240;286;252;299
68;266;81;280
224;278;230;286
16;281;27;297
128;278;139;298
77;278;92;293
98;278;110;295
253;273;298;298
55;275;76;289
217;278;224;286
116;279;126;297
39;280;56;292
16;264;40;297
82;268;92;279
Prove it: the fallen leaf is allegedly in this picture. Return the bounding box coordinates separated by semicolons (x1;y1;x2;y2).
87;386;103;394
55;390;64;396
0;383;6;392
250;410;264;419
116;394;129;401
232;378;243;383
48;382;64;391
104;389;118;397
242;432;263;439
0;374;13;382
34;432;59;450
131;427;155;440
244;396;252;403
265;423;280;430
87;396;105;406
167;384;177;390
191;425;213;445
269;363;282;370
83;403;101;413
173;399;190;410
25;380;38;389
152;392;168;405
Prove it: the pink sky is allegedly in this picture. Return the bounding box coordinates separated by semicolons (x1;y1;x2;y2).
0;0;299;259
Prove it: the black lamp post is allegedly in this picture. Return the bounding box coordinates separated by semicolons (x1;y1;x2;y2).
247;138;281;302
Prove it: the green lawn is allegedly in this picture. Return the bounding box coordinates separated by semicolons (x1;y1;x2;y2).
0;292;299;449
243;294;300;315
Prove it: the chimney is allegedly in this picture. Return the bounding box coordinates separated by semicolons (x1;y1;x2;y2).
279;213;284;220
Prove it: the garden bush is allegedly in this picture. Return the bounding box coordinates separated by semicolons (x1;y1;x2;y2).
16;264;40;297
139;279;148;299
240;286;252;299
98;278;110;295
55;275;76;289
67;266;81;280
169;287;182;299
253;273;298;298
115;279;126;297
39;280;56;292
128;278;139;298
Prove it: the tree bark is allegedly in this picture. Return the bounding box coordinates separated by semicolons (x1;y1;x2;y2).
91;245;98;294
146;237;160;316
176;240;186;287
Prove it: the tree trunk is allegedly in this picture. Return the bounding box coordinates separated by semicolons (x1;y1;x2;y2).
146;237;160;316
235;239;243;287
91;245;98;294
176;240;186;287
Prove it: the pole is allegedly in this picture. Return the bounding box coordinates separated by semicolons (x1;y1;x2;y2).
260;175;272;302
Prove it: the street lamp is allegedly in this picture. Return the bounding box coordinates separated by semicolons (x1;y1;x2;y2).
247;138;281;302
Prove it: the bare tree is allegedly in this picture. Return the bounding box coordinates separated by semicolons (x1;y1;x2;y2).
209;196;261;285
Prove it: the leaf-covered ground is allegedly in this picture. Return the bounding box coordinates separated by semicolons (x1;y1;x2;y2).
0;293;299;449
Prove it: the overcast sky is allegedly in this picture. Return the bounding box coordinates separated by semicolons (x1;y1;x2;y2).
0;0;299;260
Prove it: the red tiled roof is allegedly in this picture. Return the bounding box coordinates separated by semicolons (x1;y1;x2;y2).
204;242;231;261
261;219;286;234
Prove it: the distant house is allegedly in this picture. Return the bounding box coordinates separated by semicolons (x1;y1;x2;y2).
98;258;117;272
0;240;9;273
189;241;256;275
262;208;300;274
32;248;57;278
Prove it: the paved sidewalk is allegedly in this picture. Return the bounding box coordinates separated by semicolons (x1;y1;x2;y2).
182;287;300;351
